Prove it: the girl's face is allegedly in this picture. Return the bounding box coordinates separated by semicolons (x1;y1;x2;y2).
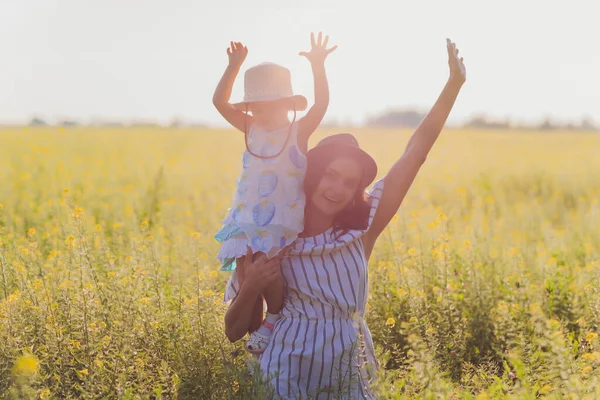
248;101;290;126
310;157;363;217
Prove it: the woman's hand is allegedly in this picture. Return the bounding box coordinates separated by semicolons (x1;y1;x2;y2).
299;32;337;65
241;247;282;295
227;41;248;69
447;38;466;85
224;248;282;342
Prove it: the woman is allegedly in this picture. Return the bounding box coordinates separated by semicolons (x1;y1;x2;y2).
224;38;467;399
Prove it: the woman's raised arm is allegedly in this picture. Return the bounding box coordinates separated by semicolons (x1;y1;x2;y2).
365;39;467;249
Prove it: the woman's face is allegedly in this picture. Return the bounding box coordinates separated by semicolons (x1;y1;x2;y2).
310;156;363;217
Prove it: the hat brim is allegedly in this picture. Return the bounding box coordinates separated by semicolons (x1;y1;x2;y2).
233;95;308;112
306;143;378;188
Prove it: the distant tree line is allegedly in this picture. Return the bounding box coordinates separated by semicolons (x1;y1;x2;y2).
366;109;598;131
26;117;206;128
23;111;599;131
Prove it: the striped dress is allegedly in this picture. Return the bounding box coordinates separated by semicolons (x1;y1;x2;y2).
224;179;384;399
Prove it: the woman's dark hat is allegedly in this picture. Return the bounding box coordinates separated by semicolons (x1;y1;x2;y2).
306;133;377;187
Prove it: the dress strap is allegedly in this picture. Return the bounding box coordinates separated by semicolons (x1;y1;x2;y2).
244;111;297;159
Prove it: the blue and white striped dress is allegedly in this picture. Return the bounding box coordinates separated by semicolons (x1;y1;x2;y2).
225;180;385;399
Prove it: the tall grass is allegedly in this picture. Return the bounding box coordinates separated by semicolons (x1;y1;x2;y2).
0;127;599;399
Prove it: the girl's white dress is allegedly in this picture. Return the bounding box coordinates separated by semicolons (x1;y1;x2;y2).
216;122;307;270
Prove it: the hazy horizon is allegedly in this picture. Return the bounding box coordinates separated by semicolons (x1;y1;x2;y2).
2;0;599;126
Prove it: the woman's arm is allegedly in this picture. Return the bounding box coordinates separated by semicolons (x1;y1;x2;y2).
224;284;264;342
297;32;337;152
224;250;282;342
364;39;467;250
213;41;254;133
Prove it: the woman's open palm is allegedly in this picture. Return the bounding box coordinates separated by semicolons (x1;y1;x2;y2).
447;38;466;84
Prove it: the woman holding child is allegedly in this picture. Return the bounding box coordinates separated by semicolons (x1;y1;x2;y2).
214;33;467;399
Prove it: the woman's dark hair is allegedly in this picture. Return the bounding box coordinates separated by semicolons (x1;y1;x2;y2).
303;153;371;232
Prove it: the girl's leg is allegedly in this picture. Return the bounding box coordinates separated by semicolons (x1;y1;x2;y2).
236;253;265;334
251;282;283;341
245;252;282;353
248;295;264;333
255;254;284;335
263;276;284;314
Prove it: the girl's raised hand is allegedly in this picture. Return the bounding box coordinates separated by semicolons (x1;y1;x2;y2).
227;41;248;69
447;38;466;85
299;32;337;65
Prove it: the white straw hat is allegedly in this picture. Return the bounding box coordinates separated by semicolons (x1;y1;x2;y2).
233;62;308;111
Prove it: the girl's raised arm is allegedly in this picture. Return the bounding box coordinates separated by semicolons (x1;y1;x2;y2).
213;42;254;133
365;39;467;250
297;32;337;151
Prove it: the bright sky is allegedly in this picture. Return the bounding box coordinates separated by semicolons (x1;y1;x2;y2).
1;0;598;126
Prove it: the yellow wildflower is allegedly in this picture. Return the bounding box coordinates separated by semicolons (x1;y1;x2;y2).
385;317;396;328
12;354;40;377
538;385;552;395
72;208;84;219
59;280;75;290
65;236;75;246
585;332;598;342
581;352;600;362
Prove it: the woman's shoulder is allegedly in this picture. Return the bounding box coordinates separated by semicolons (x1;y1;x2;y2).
288;180;386;258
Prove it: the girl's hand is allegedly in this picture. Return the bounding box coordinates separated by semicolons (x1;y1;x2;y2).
447;38;466;85
299;32;337;65
227;41;248;69
241;248;282;294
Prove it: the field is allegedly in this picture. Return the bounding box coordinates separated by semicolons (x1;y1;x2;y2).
0;126;600;399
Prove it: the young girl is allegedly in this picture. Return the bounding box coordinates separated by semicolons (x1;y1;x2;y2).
213;33;337;353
